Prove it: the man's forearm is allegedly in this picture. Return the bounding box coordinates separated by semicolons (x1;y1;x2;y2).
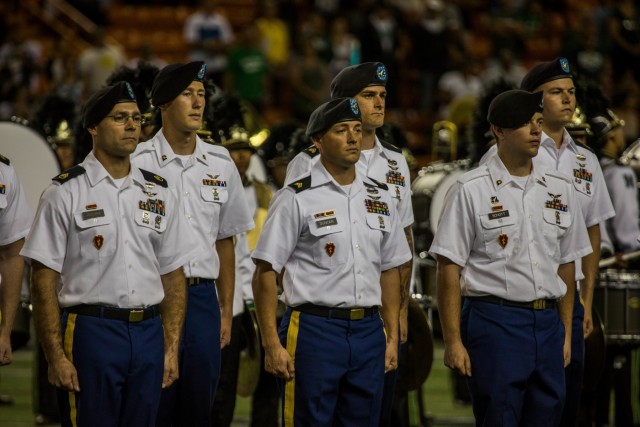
31;262;65;363
0;239;25;338
436;257;463;346
380;268;400;342
160;268;186;353
215;237;235;319
252;262;281;349
557;262;576;336
398;226;414;311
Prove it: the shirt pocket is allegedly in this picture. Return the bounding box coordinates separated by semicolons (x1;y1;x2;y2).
542;208;571;259
572;178;592;198
308;216;347;268
134;209;167;233
201;186;229;204
74;210;115;256
479;212;516;260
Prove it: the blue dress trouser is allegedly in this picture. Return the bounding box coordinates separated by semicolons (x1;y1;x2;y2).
461;299;566;427
58;311;164;427
278;307;386;427
559;291;585;427
157;281;221;427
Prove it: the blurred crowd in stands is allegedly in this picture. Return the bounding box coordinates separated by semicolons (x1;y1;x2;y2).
1;0;639;158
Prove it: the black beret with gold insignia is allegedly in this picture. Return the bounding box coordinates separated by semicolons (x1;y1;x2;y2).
487;90;544;128
152;61;206;106
330;62;388;98
306;97;361;137
82;82;137;128
520;57;573;92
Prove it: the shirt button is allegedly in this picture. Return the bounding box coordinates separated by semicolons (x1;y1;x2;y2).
358;295;362;300
131;290;136;294
128;264;132;269
529;215;532;219
355;244;360;249
124;240;128;245
185;191;189;196
353;220;357;224
538;286;542;290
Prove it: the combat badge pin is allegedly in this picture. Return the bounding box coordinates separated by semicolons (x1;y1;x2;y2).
93;235;104;250
576;153;586;161
378;215;385;229
325;242;336;257
498;234;508;248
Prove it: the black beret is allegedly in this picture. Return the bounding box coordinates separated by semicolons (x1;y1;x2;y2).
487;90;544;128
151;61;206;106
520;57;573;92
82;81;137;128
306;97;362;137
330;62;388;98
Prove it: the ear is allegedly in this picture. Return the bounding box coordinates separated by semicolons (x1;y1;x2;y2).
490;124;503;140
312;135;322;149
87;125;98;137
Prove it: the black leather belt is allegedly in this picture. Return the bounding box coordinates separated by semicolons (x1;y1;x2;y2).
187;277;214;286
65;304;160;322
471;295;557;310
293;303;379;321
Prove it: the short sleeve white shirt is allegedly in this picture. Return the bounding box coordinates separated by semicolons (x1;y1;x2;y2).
253;161;412;307
480;130;614;280
285;136;414;228
132;131;254;279
20;152;196;308
429;154;592;301
0;159;33;245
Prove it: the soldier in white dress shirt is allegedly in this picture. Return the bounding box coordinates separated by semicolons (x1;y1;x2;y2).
0;156;33;367
479;59;615;426
21;82;195;427
431;89;592;426
252;97;412;426
131;61;254;427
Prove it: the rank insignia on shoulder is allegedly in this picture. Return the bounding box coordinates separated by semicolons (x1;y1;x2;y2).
288;175;311;193
325;242;335;257
304;145;320;158
366;177;388;191
0;154;10;165
380;140;401;153
139;168;168;187
53;165;86;184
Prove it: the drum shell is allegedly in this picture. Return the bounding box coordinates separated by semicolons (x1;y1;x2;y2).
594;269;640;343
411;160;470;254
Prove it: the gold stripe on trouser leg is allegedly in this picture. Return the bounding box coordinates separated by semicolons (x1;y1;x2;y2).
284;311;300;427
63;313;78;427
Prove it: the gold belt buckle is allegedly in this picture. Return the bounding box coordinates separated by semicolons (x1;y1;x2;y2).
532;299;546;310
350;308;365;320
129;309;145;322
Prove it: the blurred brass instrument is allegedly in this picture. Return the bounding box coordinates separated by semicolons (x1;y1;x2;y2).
431;121;458;162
